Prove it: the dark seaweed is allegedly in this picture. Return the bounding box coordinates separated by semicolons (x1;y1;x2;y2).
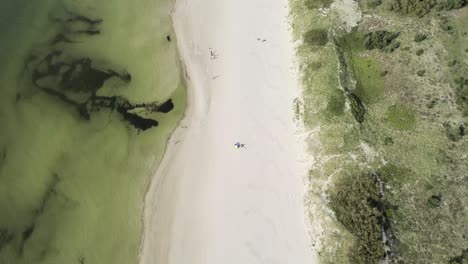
74;29;100;36
0;148;6;172
118;108;158;130
155;98;174;113
58;58;120;93
0;229;14;252
66;15;102;26
51;33;75;45
35;174;60;217
18;224;35;256
1;148;6;163
50;12;102;44
21;225;35;243
18;174;60;256
27;15;174;131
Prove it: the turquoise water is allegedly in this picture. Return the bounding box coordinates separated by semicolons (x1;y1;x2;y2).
0;0;185;263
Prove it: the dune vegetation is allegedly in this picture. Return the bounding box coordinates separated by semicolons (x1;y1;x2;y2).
290;0;467;262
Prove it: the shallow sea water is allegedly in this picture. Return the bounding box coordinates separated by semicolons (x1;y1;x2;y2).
0;0;184;263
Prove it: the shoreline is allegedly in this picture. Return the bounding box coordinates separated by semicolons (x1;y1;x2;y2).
137;1;196;261
139;0;318;263
137;23;191;264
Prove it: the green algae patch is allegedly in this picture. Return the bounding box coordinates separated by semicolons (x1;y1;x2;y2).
385;105;416;130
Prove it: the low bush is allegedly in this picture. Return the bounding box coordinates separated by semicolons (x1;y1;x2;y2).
304;29;329;46
368;0;383;7
414;33;427;42
364;31;400;52
328;173;386;263
305;0;334;9
387;0;466;16
428;195;442;208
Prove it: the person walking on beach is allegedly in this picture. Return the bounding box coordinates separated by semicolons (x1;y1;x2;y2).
234;142;246;149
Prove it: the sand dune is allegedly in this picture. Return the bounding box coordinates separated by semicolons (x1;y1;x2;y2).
139;0;317;263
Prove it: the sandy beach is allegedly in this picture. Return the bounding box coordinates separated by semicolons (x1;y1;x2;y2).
139;0;317;263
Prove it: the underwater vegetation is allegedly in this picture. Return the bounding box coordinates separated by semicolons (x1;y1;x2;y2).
0;0;184;263
24;12;175;131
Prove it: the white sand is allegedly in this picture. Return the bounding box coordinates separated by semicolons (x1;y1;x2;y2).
139;0;317;263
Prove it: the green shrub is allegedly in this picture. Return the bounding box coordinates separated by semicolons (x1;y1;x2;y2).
443;122;464;141
387;0;466;16
416;49;424;56
304;29;329;46
378;164;412;187
449;249;468;264
364;31;400;52
440;16;456;33
328;173;386;263
349;93;366;123
448;59;458;66
388;0;436;16
439;0;467;10
305;0;334;9
384;137;394;145
428;195;442;208
368;0;383;7
414;33;427;42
